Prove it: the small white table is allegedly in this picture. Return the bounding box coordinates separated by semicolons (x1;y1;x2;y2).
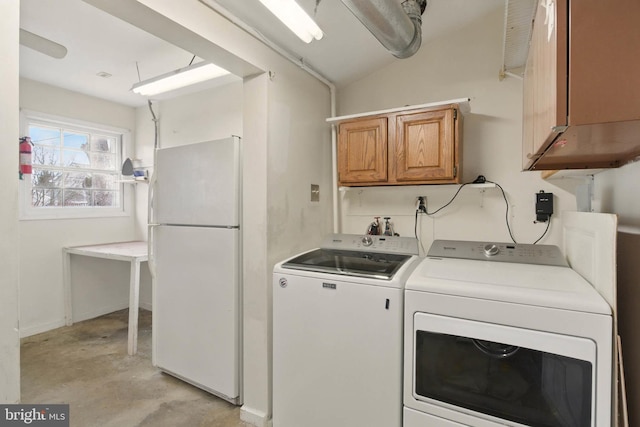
63;241;148;355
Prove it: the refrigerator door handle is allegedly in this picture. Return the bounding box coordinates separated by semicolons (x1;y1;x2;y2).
148;224;156;281
148;169;157;226
147;170;157;280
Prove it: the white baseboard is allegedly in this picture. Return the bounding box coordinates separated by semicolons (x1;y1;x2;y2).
240;406;271;427
20;319;66;338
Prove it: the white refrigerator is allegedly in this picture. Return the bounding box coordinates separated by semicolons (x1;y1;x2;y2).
149;137;242;404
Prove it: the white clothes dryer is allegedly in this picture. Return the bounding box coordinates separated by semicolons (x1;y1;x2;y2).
403;240;613;427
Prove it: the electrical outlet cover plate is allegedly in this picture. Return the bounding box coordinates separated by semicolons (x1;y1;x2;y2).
416;196;427;212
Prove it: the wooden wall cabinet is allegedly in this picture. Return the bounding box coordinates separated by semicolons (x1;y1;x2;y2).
335;104;462;187
523;0;640;171
338;117;388;184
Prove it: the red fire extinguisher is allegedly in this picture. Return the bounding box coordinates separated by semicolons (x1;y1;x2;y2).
19;136;33;179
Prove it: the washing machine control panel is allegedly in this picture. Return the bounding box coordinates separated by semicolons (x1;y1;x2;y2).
321;233;419;256
427;240;568;267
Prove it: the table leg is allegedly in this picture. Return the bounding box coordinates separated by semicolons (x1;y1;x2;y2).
63;250;73;326
128;259;141;355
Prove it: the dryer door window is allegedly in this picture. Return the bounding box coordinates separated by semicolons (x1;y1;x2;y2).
412;313;596;427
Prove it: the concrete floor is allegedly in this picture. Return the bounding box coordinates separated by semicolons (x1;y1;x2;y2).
21;309;248;427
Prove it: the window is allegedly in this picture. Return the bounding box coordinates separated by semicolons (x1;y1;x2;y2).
20;111;130;220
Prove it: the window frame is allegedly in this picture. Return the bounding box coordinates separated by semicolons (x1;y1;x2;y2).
19;109;132;221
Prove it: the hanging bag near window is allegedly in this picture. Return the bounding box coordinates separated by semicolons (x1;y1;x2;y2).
19;136;33;179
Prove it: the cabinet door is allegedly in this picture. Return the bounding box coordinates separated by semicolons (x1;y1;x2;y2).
569;0;640;126
522;37;536;169
338;117;388;185
394;109;456;182
522;0;567;169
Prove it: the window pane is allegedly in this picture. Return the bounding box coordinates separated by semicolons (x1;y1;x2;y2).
91;136;115;153
64;189;91;206
32;146;61;166
32;188;62;207
29;126;60;146
25;117;123;215
63;150;91;168
90;152;116;171
63;132;89;149
94;191;117;207
32;168;63;188
64;171;91;189
92;173;117;190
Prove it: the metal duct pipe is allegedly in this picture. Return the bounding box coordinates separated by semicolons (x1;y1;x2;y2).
340;0;426;59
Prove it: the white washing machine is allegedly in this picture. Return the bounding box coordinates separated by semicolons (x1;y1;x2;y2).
403;240;613;427
273;234;421;427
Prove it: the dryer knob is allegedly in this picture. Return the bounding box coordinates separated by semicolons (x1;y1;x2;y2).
361;236;373;246
484;244;500;257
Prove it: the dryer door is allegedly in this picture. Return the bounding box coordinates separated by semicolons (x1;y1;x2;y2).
411;313;596;427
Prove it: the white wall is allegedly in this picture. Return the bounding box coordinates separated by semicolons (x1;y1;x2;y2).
133;103;156;242
594;161;640;231
158;81;243;148
0;0;21;403
266;71;334;263
242;73;271;424
19;79;138;336
337;7;575;250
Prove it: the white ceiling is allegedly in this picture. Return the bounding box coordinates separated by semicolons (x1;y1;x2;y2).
19;0;504;108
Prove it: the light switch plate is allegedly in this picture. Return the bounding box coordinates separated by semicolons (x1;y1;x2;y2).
310;184;320;202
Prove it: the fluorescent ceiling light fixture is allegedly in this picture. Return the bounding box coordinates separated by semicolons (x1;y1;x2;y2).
131;61;230;96
259;0;324;43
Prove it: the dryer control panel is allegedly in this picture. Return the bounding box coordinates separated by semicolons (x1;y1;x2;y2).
427;240;568;267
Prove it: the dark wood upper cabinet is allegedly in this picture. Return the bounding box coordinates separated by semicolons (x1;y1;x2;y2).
523;0;640;171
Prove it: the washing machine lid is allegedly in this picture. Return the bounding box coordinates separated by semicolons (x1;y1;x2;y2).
282;248;413;280
280;234;419;280
407;240;611;315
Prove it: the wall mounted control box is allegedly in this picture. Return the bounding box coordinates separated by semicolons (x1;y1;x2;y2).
536;192;553;222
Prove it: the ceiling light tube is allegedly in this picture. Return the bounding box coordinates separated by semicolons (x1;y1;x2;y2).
258;0;324;43
131;61;230;96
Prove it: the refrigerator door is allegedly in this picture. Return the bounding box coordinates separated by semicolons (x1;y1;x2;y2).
155;137;240;227
153;225;240;402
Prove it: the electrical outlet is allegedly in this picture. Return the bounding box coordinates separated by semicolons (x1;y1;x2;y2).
416;196;427;213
